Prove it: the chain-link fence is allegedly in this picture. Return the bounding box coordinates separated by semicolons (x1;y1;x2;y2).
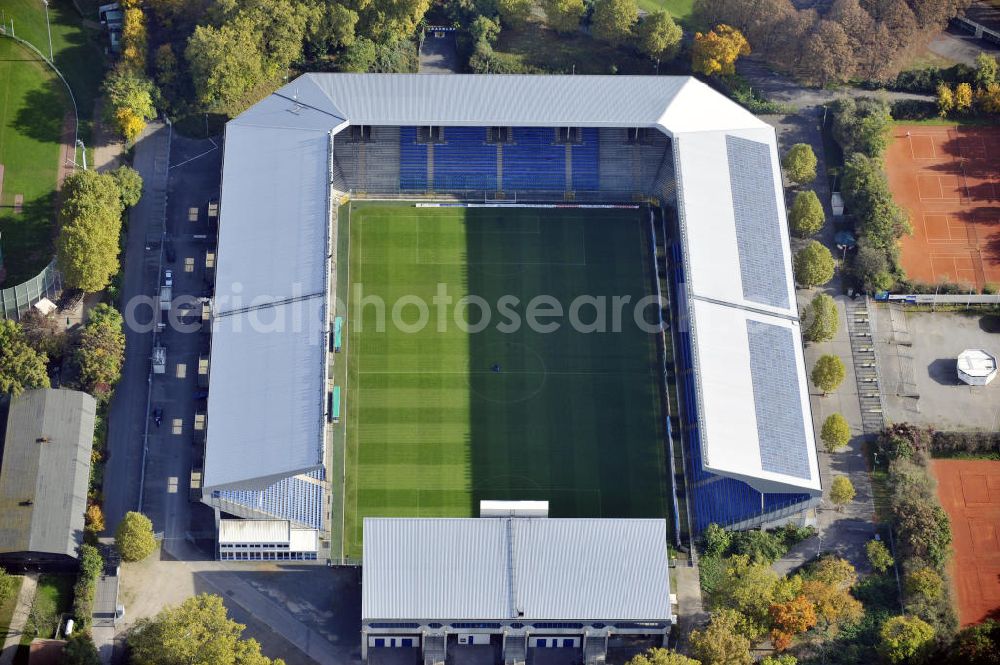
0;258;63;320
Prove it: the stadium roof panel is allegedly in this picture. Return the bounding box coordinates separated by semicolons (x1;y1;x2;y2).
215;123;331;311
362;518;671;621
204;296;327;490
673;128;797;318
240;74;769;131
686;299;821;494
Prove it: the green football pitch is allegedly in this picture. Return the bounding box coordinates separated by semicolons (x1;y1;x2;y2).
339;203;667;559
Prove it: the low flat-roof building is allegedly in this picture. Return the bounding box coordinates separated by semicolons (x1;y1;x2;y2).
0;389;96;571
361;517;673;665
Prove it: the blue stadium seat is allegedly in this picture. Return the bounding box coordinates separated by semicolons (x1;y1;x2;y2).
571;128;599;191
217;468;325;529
400;127;428;190
505;128;566;191
434;127;497;190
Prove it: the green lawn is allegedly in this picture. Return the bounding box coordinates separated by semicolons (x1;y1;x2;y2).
637;0;695;25
2;0;106;138
0;576;24;638
20;575;73;644
340;204;668;559
0;38;68;284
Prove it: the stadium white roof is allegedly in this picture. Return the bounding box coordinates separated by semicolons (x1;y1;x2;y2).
218;519;319;551
362;518;671;621
235;74;767;133
211;73;816;501
687;300;820;494
205;296;327;491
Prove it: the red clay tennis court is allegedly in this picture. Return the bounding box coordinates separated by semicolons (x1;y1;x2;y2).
932;459;1000;626
885;125;1000;289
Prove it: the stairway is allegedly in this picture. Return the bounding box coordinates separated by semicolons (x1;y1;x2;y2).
503;634;526;665
423;634;446;665
497;143;504;194
427;143;435;191
583;634;607;665
846;297;886;434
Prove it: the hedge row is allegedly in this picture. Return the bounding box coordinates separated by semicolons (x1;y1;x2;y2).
72;544;103;631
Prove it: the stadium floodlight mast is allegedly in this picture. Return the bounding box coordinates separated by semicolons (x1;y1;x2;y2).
42;0;53;62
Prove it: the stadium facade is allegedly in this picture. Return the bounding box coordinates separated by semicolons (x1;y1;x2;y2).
203;74;821;559
361;517;673;663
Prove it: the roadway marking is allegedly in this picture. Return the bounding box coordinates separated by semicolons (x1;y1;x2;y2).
167;477;178;494
172;418;184;435
185;257;195;272
175;363;187;379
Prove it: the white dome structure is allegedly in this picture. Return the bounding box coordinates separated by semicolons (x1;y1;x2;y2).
957;349;998;386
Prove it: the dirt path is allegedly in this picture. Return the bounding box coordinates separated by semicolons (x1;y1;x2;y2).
91;98;123;173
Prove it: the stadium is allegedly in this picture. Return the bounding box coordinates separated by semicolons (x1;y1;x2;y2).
201;74;822;562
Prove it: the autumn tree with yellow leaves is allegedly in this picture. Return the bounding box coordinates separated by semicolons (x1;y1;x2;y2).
692;24;749;77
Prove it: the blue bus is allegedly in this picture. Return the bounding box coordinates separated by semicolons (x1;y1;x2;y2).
334;316;343;353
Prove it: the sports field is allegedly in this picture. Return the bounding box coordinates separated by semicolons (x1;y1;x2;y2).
932;459;1000;626
0;38;70;284
341;203;668;558
886;125;1000;290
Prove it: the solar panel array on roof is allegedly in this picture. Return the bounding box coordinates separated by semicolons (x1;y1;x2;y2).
726;135;789;310
746;320;811;479
215;469;325;529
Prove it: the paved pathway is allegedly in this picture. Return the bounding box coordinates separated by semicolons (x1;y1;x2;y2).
0;574;37;665
673;565;706;651
92;99;124;173
761;111;877;578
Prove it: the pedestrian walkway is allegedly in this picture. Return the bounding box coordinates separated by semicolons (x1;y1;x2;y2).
0;573;37;665
673;565;705;650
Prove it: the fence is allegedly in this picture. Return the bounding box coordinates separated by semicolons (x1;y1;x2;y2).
882;293;1000;306
0;259;63;320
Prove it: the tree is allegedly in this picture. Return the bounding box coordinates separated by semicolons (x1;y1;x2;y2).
713;554;779;640
788;190;825;238
830;97;893;158
75;304;126;396
769;595;817;651
0;320;50;396
956;82;974;113
803;293;838;343
0;567;17;604
103;69;157;143
975;53;999;89
760;657;797;665
85;504;106;535
893;496;952;568
541;0;585;33
865;539;894;573
782;144;818;186
115;511;157;562
937;83;955;117
800;557;863;631
623;648;700;665
591;0;639;47
702;523;731;558
978;82;1000;114
57;170;125;292
905;566;943;600
470;16;500;45
62;633;101;665
128;594;286;665
305;2;358;55
852;244;894;292
497;0;532;27
689;608;752;665
829;475;856;509
799;20;854;87
821;413;851;453
811;354;845;395
794;240;835;287
637;12;682;64
185;0;310;116
692;24;750;77
948;619;1000;665
111;166;144;208
879;615;934;664
18;309;67;359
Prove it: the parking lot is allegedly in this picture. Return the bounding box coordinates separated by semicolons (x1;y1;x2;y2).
874;306;1000;430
